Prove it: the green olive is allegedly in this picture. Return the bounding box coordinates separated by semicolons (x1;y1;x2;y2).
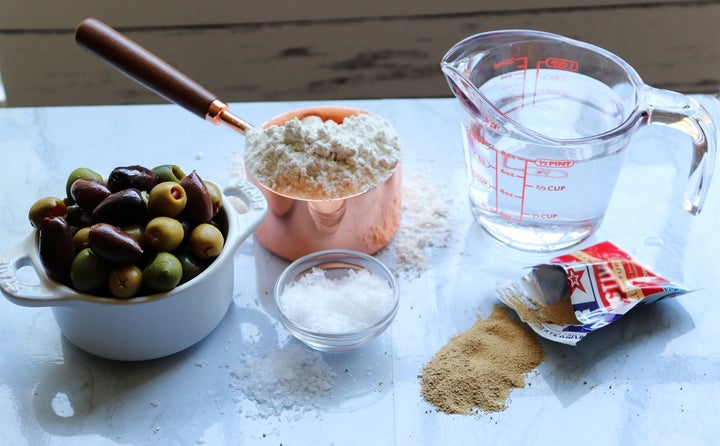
121;224;146;247
29;197;67;229
70;248;111;294
204;180;223;217
189;223;224;260
108;265;143;298
144;216;185;251
143;252;182;292
65;204;93;228
177;252;207;284
73;226;91;251
152;165;186;183
66;167;103;200
148;182;187;217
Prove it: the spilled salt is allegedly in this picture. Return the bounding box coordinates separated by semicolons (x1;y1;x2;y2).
230;342;336;418
278;267;394;333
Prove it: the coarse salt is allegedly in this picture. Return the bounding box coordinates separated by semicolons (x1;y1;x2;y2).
279;267;395;333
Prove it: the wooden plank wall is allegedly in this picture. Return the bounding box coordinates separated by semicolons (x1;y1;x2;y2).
0;0;718;107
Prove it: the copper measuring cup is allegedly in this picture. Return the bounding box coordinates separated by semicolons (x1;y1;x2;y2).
250;105;402;261
75;18;402;261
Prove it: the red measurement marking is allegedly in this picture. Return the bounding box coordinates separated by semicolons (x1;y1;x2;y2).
493;57;528;108
473;170;495;189
500;168;523;179
528;168;568;179
537;57;579;72
474;153;493;168
535;158;575;168
493;56;529;71
532;56;579;105
494;147;500;213
532;184;566;192
529;212;559;220
520;155;528;220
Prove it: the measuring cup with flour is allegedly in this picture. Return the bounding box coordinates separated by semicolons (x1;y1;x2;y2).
245;106;402;260
75;18;402;261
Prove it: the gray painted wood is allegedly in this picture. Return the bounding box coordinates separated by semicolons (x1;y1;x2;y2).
0;2;717;106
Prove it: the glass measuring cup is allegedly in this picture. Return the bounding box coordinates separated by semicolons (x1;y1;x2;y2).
442;30;716;251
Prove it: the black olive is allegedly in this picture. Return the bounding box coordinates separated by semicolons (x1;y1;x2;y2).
88;223;144;265
70;178;112;211
92;188;147;226
38;217;75;284
179;170;213;225
107;165;158;192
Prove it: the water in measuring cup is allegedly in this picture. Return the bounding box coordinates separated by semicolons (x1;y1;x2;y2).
465;69;630;251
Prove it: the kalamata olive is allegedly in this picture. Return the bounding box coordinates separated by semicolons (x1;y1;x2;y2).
189;223;224;260
70;248;111;294
92;188;146;225
147;182;187;217
144;216;184;252
204;180;223;217
143;252;182;292
66;167;103;199
29;197;67;229
108;265;143;298
88;223;144;265
107;165;158;192
73;226;91;251
179;171;213;225
66;205;94;228
152;164;186;183
38;217;75;284
177;252;206;284
70;178;112;211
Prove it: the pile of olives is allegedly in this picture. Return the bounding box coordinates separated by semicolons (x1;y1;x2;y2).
29;164;226;298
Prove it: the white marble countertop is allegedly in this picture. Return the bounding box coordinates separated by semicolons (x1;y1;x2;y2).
0;96;719;446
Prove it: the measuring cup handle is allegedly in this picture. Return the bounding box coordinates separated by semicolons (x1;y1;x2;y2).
642;86;717;214
75;18;217;120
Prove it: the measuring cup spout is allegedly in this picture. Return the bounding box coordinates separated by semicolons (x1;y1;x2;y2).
441;64;487;119
441;64;512;136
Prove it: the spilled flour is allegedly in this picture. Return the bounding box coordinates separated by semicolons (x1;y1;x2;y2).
383;170;453;274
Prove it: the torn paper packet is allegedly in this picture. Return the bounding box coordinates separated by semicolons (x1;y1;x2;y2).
497;241;692;345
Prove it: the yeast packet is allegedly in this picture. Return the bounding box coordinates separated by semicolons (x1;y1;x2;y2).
497;241;691;345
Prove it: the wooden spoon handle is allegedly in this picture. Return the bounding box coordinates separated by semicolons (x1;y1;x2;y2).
75;18;216;119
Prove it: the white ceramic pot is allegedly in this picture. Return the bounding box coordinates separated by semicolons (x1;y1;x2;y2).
0;180;267;361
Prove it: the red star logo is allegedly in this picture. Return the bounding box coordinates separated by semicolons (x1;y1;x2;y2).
566;268;587;296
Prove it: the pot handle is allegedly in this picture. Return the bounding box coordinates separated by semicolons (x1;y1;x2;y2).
0;235;68;307
223;179;269;248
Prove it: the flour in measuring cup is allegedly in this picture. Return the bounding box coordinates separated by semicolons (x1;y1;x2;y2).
244;113;401;200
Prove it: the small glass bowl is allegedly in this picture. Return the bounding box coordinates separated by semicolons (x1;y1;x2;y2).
274;249;399;352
